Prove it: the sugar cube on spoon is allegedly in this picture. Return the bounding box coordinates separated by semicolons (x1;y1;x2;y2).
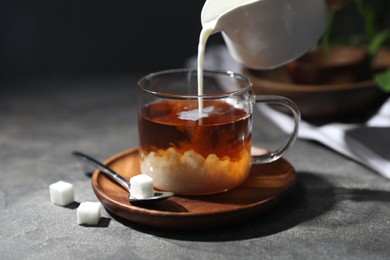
129;174;154;199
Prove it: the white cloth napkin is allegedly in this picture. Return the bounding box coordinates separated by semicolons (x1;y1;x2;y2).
187;45;390;179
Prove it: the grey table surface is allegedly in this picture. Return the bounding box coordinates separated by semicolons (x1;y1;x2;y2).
1;76;389;260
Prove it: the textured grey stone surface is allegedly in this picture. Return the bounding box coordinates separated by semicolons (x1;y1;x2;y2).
1;76;389;260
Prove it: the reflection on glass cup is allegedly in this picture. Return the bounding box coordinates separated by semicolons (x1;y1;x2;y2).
137;69;300;195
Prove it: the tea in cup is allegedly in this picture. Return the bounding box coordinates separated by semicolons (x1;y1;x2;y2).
137;69;300;195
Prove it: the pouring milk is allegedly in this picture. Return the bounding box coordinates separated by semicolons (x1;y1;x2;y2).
197;0;328;113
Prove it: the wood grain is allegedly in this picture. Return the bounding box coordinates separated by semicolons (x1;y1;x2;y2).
92;147;296;229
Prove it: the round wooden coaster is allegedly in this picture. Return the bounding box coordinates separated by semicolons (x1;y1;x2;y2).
92;147;296;229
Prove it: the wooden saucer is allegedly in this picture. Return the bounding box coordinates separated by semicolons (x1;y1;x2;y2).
91;147;296;229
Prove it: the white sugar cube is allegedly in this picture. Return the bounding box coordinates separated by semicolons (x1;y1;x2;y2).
130;174;154;199
77;201;102;225
49;181;74;206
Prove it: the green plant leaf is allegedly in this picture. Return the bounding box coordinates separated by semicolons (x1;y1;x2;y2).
320;11;336;50
354;0;377;39
369;29;390;59
375;69;390;92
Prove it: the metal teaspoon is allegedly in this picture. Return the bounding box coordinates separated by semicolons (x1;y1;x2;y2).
72;151;174;202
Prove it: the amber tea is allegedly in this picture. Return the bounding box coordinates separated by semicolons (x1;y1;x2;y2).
137;69;300;196
138;100;252;195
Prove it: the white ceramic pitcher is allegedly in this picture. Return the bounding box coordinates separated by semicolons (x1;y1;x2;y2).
201;0;328;69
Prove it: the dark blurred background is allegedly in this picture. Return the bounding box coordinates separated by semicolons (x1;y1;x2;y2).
0;0;388;79
0;0;224;79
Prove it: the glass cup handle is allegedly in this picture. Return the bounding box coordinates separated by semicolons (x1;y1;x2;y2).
252;95;301;164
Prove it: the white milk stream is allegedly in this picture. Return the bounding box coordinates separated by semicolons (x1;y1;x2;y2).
196;21;215;115
196;0;257;115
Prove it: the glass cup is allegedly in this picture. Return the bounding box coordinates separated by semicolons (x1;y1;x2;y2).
137;69;300;195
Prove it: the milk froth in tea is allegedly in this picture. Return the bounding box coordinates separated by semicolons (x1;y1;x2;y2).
138;100;252;195
138;3;248;195
137;0;303;195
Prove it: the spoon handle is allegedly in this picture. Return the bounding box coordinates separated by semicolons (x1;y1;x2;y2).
72;151;130;190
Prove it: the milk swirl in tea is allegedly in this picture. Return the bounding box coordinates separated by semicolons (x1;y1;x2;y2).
138;6;250;195
138;0;306;195
138;99;252;195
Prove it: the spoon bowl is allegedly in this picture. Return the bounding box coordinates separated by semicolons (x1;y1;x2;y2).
72;151;174;202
